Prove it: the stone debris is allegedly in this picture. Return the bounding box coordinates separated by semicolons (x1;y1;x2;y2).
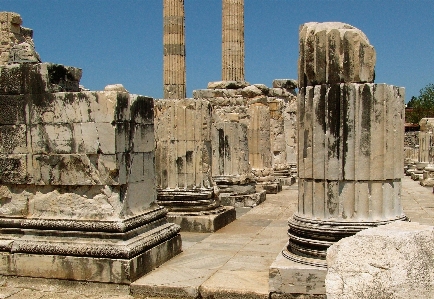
326;221;434;299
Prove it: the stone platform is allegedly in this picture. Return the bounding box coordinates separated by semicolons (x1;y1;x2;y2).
0;176;432;298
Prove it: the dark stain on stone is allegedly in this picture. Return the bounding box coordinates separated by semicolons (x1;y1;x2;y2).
342;85;348;178
115;94;129;121
328;84;341;159
218;128;225;173
131;96;154;122
186;151;193;165
224;135;230;161
361;84;371;156
317;85;327;133
176;157;183;173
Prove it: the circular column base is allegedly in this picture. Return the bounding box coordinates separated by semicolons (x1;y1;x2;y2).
286;214;408;265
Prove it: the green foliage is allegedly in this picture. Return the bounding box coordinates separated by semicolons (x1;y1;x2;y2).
406;83;434;124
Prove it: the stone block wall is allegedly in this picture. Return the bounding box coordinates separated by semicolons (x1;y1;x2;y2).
0;62;181;283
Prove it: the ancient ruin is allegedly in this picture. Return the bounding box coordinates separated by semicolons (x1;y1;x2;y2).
1;3;432;298
163;0;186;99
0;11;181;283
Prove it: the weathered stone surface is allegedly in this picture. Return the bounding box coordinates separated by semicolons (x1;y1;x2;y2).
207;80;249;90
272;79;297;90
0;63;82;95
326;221;434;299
104;83;127;92
0;12;41;66
241;85;264;98
287;83;406;263
298;22;376;87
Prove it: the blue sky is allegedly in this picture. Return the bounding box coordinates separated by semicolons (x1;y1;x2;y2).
2;0;433;101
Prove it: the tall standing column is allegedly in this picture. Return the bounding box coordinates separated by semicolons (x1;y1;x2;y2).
163;0;186;99
222;0;245;81
285;22;407;267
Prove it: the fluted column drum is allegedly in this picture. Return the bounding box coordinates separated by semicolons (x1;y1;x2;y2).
286;82;407;265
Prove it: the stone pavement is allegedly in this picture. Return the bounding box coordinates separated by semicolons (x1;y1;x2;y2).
0;177;433;298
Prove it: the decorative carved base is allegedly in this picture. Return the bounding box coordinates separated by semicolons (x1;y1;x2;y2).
0;207;182;283
157;188;220;212
286;214;408;264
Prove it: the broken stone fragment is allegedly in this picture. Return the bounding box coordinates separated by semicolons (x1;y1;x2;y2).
241;85;264;98
298;22;376;87
272;79;297;90
207;80;250;90
104;84;128;92
326;221;434;299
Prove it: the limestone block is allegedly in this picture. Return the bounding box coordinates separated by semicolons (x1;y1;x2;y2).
0;125;27;154
272;79;297;90
0;95;28;125
104;84;128;92
30;123;74;154
0;154;29;184
207;80;249;89
298;22;376;87
25;184;123;220
241;85;264;98
0;63;81;95
326;221;434;299
192;88;240;99
32;154;121;186
0;184;28;217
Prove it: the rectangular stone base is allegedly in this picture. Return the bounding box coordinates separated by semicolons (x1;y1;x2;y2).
167;206;236;232
269;248;326;298
0;234;182;284
220;190;266;207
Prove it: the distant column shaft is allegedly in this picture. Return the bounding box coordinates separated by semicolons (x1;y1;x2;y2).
222;0;245;81
163;0;186;99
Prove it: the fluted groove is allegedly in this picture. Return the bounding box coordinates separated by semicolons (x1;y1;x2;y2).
163;0;186;99
222;0;245;81
297;83;405;221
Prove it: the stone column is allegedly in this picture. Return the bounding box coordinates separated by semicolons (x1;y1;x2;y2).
286;22;407;266
163;0;186;99
154;98;236;232
222;0;245;81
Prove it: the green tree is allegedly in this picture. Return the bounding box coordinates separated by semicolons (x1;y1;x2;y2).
406;83;434;124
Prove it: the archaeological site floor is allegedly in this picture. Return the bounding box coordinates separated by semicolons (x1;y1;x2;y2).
0;176;432;299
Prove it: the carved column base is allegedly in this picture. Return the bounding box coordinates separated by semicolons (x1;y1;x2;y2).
0;207;182;283
285;214;408;267
157;188;236;232
214;175;266;207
